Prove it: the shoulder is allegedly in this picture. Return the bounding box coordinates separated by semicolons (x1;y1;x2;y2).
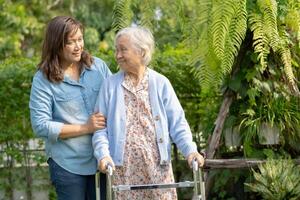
148;68;171;86
90;56;109;71
31;70;52;94
101;70;124;88
105;70;123;83
32;70;49;85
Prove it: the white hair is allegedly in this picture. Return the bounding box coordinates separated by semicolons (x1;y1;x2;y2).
115;26;155;66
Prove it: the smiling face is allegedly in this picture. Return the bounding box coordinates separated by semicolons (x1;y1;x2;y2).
115;35;144;73
60;29;84;67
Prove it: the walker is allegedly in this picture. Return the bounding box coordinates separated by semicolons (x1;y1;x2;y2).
96;159;205;200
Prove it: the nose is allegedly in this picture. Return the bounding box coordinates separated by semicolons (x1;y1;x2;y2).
74;41;82;50
74;42;79;49
116;51;122;59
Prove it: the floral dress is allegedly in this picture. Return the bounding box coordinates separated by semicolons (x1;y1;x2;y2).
113;69;177;200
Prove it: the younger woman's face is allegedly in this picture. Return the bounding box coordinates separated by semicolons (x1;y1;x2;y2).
60;29;84;67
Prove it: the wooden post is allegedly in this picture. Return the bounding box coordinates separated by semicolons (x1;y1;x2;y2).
204;158;300;169
206;90;234;159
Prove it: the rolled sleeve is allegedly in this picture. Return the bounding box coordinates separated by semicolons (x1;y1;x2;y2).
29;73;63;143
48;121;63;142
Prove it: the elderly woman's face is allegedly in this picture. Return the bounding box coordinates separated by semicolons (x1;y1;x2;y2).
115;36;144;72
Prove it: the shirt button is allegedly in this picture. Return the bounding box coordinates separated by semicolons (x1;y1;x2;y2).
154;115;160;121
159;138;164;143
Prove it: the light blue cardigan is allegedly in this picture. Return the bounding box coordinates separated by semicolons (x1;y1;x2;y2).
92;68;197;166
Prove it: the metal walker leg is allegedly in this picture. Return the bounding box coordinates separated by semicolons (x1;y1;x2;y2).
104;160;205;200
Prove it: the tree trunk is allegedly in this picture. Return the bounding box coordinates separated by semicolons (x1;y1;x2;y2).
203;31;253;198
204;90;234;196
206;90;234;159
24;143;33;200
5;142;14;200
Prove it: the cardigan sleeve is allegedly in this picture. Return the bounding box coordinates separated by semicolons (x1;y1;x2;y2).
162;78;198;158
92;80;111;164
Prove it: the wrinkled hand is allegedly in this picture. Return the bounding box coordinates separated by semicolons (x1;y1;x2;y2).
99;156;115;173
187;152;205;168
86;112;106;133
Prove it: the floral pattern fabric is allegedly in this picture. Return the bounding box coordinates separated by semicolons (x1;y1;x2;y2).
113;70;177;200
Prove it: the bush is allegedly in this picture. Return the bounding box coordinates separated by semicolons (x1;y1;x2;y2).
246;159;300;200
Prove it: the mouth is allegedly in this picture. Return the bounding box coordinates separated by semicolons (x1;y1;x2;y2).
73;52;82;57
117;59;125;64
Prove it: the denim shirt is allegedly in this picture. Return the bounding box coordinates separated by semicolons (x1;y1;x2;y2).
29;57;111;175
92;68;197;166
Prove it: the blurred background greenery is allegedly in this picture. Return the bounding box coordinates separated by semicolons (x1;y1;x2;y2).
1;0;300;199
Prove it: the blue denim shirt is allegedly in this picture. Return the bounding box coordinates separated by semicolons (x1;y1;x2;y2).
30;57;111;175
92;68;197;166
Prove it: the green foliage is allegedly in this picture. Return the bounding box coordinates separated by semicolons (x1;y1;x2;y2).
0;0;116;59
209;169;256;200
112;0;186;48
223;49;300;156
248;0;299;93
0;57;37;143
0;57;49;199
246;159;300;200
0;0;44;59
72;0;114;40
112;0;134;31
184;0;248;92
84;27;100;52
153;44;220;143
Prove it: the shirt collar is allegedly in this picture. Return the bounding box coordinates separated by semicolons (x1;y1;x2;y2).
122;68;149;93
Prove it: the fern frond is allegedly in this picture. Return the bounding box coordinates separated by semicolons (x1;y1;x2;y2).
112;0;133;31
186;0;247;90
139;0;155;29
211;0;234;59
183;0;212;47
184;0;221;91
220;0;247;75
261;0;281;51
189;37;221;93
279;47;299;94
248;10;270;70
286;0;300;47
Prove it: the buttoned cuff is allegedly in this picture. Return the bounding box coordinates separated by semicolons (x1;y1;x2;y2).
183;143;198;159
48;121;64;143
95;148;110;165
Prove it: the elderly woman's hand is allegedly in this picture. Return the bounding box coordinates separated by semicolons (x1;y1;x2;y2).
187;152;205;168
99;156;115;173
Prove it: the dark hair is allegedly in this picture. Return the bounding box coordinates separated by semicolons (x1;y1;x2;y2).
38;16;93;83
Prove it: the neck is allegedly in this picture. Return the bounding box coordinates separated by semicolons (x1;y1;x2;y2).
63;63;80;81
127;65;146;86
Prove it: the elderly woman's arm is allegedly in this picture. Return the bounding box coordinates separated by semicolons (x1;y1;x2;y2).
163;79;204;167
92;128;114;172
92;80;115;172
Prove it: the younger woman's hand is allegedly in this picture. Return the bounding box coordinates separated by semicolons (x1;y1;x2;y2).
86;112;106;133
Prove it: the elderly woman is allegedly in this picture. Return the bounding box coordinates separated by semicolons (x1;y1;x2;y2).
92;26;204;199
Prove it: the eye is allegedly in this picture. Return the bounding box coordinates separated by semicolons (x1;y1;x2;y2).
66;41;73;45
